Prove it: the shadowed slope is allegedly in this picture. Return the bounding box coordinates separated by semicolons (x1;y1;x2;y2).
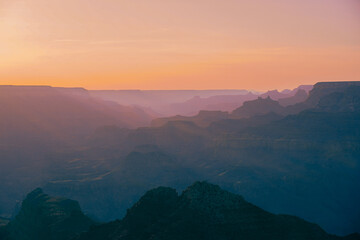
75;182;355;240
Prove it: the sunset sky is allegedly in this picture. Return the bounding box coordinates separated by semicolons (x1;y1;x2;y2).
0;0;359;90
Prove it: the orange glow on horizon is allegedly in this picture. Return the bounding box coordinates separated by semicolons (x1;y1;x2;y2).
1;0;359;90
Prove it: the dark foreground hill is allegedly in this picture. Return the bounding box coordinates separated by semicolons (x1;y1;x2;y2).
2;183;358;240
75;182;358;240
0;189;94;240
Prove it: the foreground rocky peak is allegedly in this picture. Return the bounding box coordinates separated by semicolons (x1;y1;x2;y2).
2;188;94;240
181;181;246;209
75;182;359;240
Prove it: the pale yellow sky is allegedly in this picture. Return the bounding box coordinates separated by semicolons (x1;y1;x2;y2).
0;0;359;90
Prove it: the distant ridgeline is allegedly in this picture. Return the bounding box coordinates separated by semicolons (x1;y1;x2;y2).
0;81;360;238
1;183;359;240
152;81;360;127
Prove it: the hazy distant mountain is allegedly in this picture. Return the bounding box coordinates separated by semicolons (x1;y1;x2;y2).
0;86;152;145
209;112;284;134
148;97;285;128
89;89;250;115
278;89;308;107
260;90;289;100
149;84;313;127
261;85;313;100
168;92;258;116
75;182;358;240
151;110;229;127
232;96;285;117
291;84;313;94
1;188;94;240
165;85;312;116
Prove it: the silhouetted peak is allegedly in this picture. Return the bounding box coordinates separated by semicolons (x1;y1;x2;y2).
260;89;288;100
254;96;277;102
281;89;292;94
232;96;284;118
181;181;246;211
26;188;44;200
139;187;178;203
6;189;94;240
242;96;280;108
296;85;313;92
245;92;257;96
277;89;309;107
295;89;307;96
125;187;178;222
75;182;358;240
184;181;222;195
21;189;83;218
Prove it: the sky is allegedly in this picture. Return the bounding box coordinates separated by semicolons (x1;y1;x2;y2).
0;0;359;90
